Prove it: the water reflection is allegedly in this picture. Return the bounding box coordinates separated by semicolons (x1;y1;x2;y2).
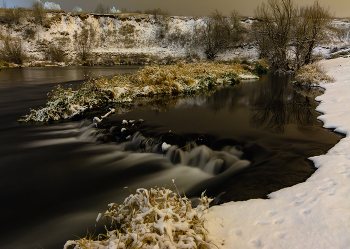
250;79;323;133
113;75;323;135
0;65;140;89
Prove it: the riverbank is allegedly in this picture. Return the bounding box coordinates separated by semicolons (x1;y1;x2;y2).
204;57;350;248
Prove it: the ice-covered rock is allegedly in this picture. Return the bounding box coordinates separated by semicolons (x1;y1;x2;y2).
161;142;171;151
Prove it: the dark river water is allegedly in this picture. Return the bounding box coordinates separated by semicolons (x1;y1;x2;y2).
0;66;340;249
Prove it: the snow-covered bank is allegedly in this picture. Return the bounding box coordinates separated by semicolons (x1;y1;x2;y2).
205;57;350;248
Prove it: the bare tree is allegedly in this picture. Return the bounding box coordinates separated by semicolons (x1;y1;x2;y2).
0;6;24;27
0;36;26;64
292;1;332;68
254;0;294;72
95;3;109;14
31;0;46;25
200;10;245;60
254;0;332;73
74;26;96;61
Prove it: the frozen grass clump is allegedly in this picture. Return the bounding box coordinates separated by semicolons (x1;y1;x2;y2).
20;62;255;122
294;63;335;87
64;187;214;249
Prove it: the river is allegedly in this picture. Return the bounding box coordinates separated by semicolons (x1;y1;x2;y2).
0;66;340;249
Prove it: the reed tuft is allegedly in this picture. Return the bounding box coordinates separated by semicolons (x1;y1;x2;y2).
64;187;214;249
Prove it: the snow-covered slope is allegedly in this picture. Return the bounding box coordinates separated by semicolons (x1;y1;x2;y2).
2;12;349;65
0;12;260;65
204;57;350;248
0;12;207;64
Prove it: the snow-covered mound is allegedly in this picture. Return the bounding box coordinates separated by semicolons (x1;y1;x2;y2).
204;57;350;248
65;187;214;249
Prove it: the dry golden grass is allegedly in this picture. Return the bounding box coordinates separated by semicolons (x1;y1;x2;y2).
20;62;251;122
64;187;214;249
294;63;334;86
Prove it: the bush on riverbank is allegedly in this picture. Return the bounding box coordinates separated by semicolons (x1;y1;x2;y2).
294;63;334;86
0;36;26;64
64;187;213;249
19;62;257;123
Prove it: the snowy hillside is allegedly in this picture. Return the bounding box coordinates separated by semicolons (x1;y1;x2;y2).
0;12;204;65
0;12;258;66
1;11;350;65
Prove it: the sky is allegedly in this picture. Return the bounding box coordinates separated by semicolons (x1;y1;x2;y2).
3;0;350;17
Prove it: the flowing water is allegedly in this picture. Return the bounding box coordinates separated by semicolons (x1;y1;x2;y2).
0;66;341;249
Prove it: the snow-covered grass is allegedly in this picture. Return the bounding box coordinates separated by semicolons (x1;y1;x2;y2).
65;187;214;249
203;57;350;248
294;63;334;86
19;62;257;122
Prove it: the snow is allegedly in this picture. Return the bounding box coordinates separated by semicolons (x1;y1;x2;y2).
92;117;101;123
65;188;213;249
101;108;115;119
161;142;171;152
239;74;259;80
204;57;350;248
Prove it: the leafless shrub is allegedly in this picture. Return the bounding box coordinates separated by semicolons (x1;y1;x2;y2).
45;44;65;62
254;0;332;73
74;25;96;61
31;0;46;25
94;3;109;14
22;27;36;39
0;6;24;27
166;27;192;47
144;8;170;17
120;8;129;13
253;0;294;71
198;10;246;60
291;1;332;68
294;63;334;86
0;36;26;64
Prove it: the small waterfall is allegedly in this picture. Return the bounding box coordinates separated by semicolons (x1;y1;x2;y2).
78;122;251;176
